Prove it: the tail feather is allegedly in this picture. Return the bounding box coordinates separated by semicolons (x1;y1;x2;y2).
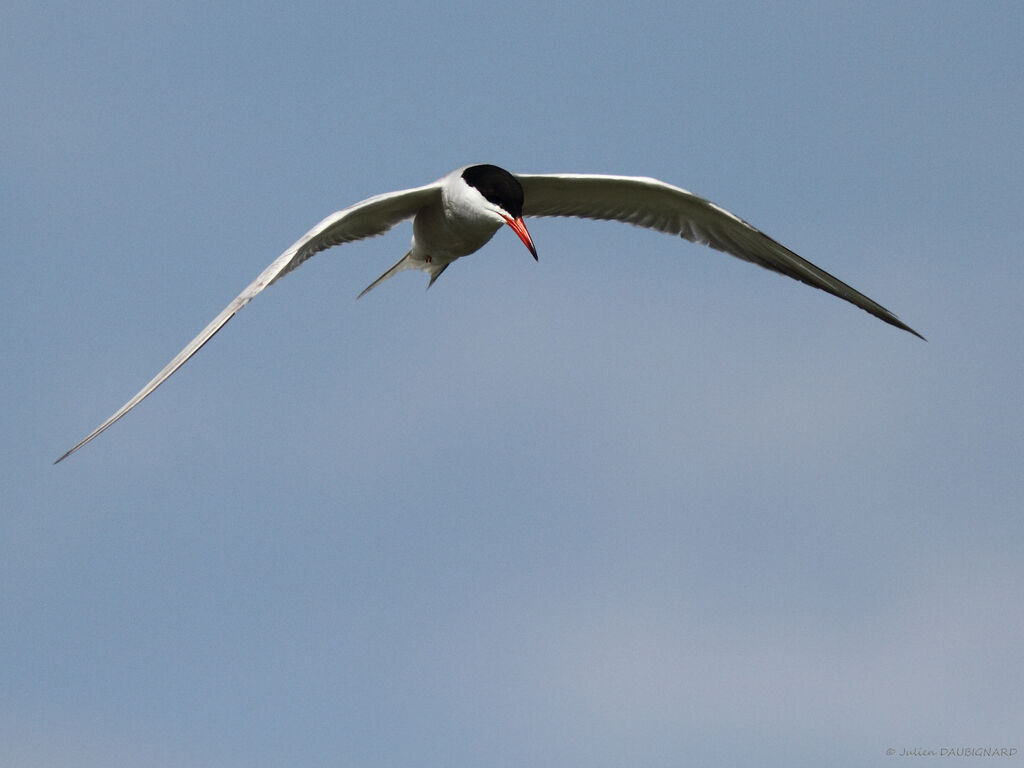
358;251;453;298
427;263;449;289
358;250;414;299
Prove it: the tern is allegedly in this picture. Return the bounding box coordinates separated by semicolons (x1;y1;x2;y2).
55;163;922;463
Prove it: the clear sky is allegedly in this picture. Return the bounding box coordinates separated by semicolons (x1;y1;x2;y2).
3;1;1022;766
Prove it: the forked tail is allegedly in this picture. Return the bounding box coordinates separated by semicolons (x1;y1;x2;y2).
357;250;449;298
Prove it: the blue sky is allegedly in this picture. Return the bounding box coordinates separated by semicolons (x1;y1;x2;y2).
3;1;1022;766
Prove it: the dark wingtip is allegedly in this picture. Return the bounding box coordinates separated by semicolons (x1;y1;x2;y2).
54;447;75;465
890;317;926;341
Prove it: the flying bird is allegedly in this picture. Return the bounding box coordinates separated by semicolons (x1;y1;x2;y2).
55;164;922;463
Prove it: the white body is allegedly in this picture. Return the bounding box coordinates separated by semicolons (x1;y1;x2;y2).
371;168;511;291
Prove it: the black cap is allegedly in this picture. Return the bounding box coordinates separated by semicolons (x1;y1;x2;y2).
461;164;525;218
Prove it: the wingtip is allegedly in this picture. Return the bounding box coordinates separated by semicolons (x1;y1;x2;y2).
891;317;926;341
53;445;78;465
54;434;95;465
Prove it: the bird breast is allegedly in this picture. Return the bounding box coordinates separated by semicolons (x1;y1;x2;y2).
411;194;503;262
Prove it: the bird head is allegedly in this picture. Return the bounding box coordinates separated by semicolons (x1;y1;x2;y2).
460;164;538;260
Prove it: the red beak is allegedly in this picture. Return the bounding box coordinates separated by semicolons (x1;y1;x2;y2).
503;215;538;260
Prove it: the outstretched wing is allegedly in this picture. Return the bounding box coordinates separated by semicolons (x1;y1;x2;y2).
55;182;440;463
517;173;922;339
